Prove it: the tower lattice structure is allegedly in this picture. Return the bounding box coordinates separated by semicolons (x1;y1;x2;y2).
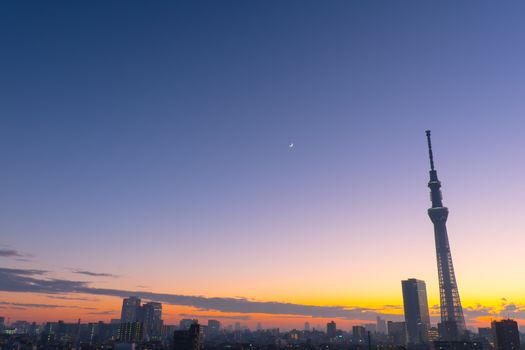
425;130;466;336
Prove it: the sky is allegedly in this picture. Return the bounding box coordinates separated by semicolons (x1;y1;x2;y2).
1;0;525;331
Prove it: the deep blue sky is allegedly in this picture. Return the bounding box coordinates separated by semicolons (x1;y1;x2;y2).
1;1;525;325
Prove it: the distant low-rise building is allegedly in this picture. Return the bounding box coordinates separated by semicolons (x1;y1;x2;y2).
377;317;387;334
388;321;407;346
206;320;221;336
352;326;366;344
433;341;483;350
117;322;143;343
179;319;198;331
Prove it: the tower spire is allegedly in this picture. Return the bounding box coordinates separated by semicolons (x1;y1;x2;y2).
425;130;435;171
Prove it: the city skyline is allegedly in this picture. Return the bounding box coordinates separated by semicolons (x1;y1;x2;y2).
2;1;525;332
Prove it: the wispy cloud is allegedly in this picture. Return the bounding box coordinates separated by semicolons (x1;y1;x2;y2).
0;243;33;260
71;269;119;278
0;249;24;257
46;295;99;302
88;310;117;315
0;301;96;310
177;313;252;321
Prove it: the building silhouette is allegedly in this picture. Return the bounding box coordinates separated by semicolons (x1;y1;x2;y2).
179;319;198;331
207;320;221;336
173;323;200;350
352;325;366;344
478;327;492;341
121;297;142;323
117;322;143;343
376;316;387;334
388;321;407;346
492;319;520;350
425;130;466;339
402;278;431;344
363;323;376;334
428;327;439;342
326;321;337;338
142;302;162;340
433;341;483;350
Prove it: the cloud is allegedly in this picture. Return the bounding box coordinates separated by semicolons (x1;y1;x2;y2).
177;313;252;321
0;267;385;320
461;300;525;324
0;267;47;276
0;301;96;310
11;267;521;325
0;244;33;260
46;295;99;302
4;306;27;310
499;302;525;319
0;301;64;309
71;269;119;278
0;249;24;257
88;310;117;315
0;267;87;294
464;304;495;317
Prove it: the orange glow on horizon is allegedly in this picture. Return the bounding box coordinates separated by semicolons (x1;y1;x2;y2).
3;290;523;330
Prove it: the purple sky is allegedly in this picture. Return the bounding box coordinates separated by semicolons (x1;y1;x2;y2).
1;0;525;328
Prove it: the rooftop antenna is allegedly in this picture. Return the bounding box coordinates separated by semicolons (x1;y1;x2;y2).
425;130;435;171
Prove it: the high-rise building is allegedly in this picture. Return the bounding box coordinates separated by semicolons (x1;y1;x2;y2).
492;319;520;350
173;324;200;350
402;278;431;344
142;302;162;339
376;316;387;334
425;130;466;339
121;297;142;323
388;321;407;346
326;321;337;338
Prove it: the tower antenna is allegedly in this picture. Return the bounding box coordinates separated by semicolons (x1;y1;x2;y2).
425;130;435;171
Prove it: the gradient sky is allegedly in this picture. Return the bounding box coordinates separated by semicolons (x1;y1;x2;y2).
1;1;525;330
